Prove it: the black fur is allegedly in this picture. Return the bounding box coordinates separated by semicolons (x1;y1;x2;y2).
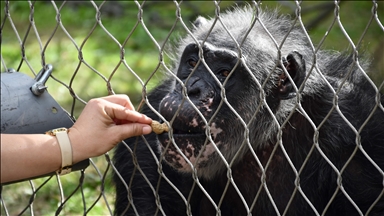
113;7;384;216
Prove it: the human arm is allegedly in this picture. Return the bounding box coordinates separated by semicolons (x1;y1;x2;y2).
1;94;152;183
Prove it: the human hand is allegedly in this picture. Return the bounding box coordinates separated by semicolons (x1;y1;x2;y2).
68;94;152;163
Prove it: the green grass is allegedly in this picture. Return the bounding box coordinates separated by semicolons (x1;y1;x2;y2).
1;1;383;215
1;157;114;215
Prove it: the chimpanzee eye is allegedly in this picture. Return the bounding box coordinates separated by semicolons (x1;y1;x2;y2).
188;59;197;67
219;69;230;77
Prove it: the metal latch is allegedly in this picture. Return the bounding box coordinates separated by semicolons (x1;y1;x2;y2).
31;64;53;96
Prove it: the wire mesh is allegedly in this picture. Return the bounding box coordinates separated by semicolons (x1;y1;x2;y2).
1;1;383;215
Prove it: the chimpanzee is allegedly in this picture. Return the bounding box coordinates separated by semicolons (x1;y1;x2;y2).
113;6;384;216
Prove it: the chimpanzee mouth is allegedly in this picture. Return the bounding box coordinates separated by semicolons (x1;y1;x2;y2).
158;127;206;139
157;124;206;148
172;128;206;136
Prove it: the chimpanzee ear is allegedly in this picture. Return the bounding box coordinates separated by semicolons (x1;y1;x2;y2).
193;16;208;28
278;51;306;100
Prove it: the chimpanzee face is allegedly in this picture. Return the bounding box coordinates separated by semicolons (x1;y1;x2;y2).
158;26;305;178
157;39;305;178
157;42;245;176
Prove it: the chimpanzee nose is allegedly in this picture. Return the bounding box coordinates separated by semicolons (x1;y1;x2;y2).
184;76;215;103
186;76;201;97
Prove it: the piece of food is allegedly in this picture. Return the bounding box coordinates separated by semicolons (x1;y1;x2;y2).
151;121;169;134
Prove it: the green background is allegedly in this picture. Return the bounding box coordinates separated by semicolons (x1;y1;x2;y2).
1;1;383;215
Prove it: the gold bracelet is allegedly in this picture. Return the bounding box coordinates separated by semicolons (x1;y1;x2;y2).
46;128;73;175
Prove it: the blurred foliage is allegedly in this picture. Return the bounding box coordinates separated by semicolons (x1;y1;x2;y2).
1;1;383;215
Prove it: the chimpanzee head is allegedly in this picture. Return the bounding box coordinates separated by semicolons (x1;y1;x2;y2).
157;8;307;179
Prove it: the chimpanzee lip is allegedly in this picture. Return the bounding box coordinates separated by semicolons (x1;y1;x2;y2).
157;128;206;138
157;131;207;149
172;128;204;135
157;126;206;144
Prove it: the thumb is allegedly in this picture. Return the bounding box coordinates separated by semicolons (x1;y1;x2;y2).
115;123;152;140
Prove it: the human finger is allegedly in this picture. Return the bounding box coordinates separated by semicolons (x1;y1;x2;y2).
99;94;136;111
104;104;152;124
114;123;152;140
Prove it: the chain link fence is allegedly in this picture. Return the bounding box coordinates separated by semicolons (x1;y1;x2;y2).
1;1;383;215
